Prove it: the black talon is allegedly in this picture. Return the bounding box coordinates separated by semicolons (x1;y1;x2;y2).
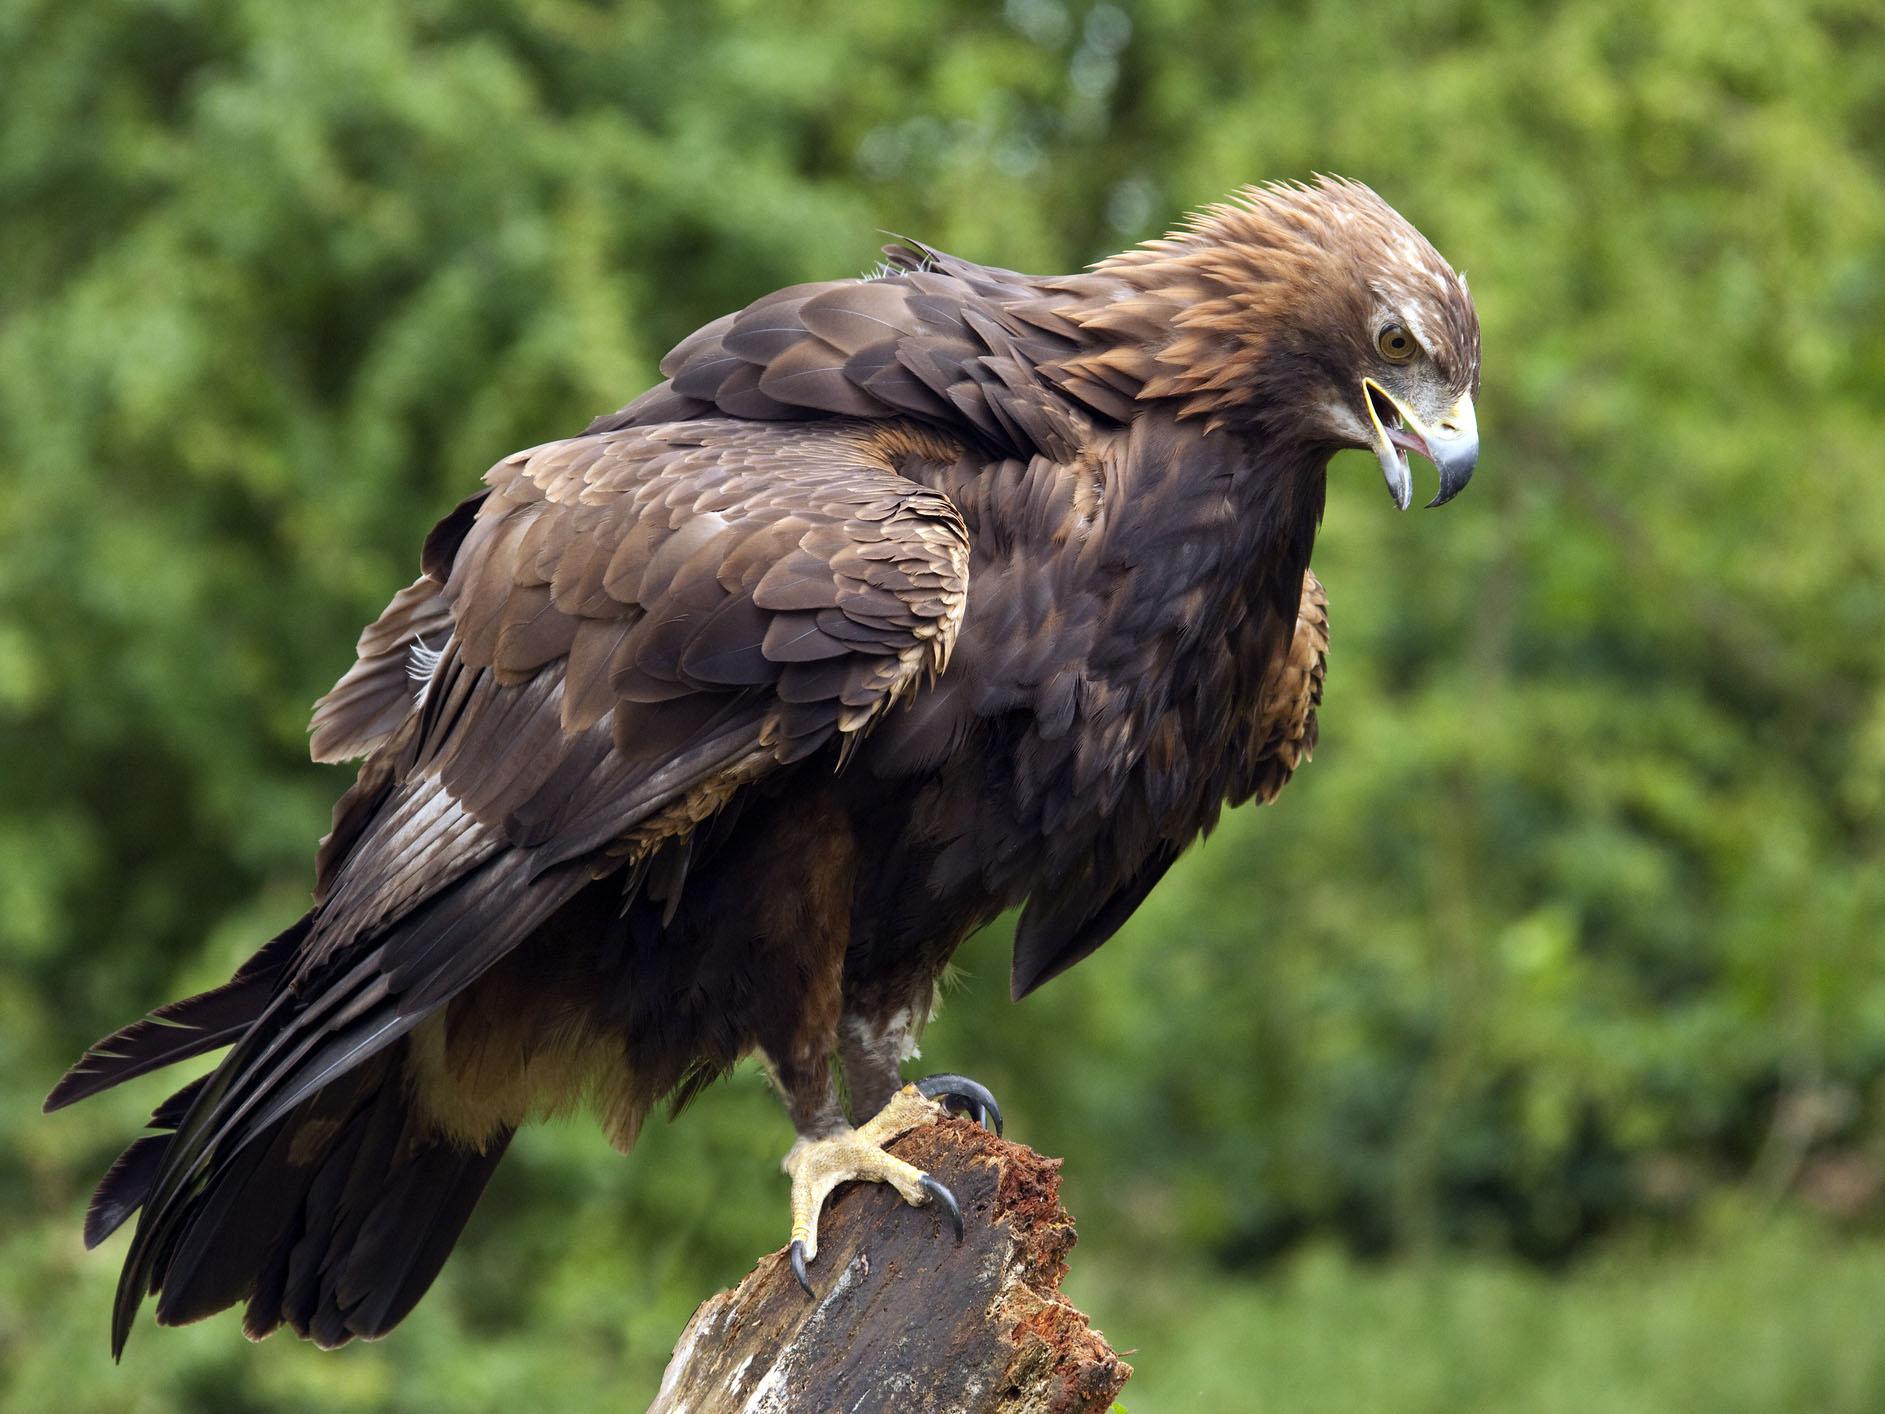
917;1174;965;1243
789;1239;814;1296
915;1073;1005;1136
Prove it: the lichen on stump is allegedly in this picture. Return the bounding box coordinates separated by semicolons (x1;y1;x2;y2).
650;1118;1130;1413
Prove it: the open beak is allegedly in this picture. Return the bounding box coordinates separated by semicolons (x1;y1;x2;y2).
1362;380;1479;509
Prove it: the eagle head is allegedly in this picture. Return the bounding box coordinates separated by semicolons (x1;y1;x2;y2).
1096;175;1482;508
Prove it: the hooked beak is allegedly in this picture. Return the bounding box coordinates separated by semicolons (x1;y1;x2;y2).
1361;380;1479;509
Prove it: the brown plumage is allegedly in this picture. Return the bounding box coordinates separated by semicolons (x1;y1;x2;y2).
46;176;1480;1354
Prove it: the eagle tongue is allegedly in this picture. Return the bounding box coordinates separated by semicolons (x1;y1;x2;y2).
1375;439;1413;510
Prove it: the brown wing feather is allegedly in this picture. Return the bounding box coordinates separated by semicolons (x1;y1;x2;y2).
295;417;971;1000
105;418;972;1352
587;255;1122;459
1239;568;1329;805
308;579;454;764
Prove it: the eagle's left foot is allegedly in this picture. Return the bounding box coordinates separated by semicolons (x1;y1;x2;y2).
783;1085;963;1296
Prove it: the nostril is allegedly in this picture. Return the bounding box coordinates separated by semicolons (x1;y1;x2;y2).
1439;420;1461;436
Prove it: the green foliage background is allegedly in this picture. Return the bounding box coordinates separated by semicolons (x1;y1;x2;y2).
3;0;1883;1408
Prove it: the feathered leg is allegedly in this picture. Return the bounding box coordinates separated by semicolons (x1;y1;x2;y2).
746;798;991;1294
752;935;961;1293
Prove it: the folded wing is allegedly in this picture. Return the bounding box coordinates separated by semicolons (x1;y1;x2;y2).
94;416;970;1353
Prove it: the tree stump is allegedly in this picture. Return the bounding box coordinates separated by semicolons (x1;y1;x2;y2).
649;1117;1130;1413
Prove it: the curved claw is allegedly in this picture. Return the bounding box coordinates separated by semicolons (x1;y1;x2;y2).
915;1073;1005;1136
917;1173;965;1243
789;1239;814;1297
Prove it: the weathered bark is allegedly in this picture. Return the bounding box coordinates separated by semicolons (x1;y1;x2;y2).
649;1118;1130;1413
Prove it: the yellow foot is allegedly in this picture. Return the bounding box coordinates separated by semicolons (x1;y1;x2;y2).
783;1085;963;1294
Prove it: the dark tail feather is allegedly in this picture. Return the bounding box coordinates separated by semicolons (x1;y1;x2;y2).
117;1040;510;1357
325;1128;511;1340
84;1073;214;1249
87;1138;169;1252
44;917;309;1113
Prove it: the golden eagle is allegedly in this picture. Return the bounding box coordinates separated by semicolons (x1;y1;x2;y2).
47;177;1479;1352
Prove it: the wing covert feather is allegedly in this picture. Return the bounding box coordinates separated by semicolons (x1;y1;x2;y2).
587;252;1134;460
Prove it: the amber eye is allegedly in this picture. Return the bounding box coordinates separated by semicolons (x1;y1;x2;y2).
1376;323;1417;362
